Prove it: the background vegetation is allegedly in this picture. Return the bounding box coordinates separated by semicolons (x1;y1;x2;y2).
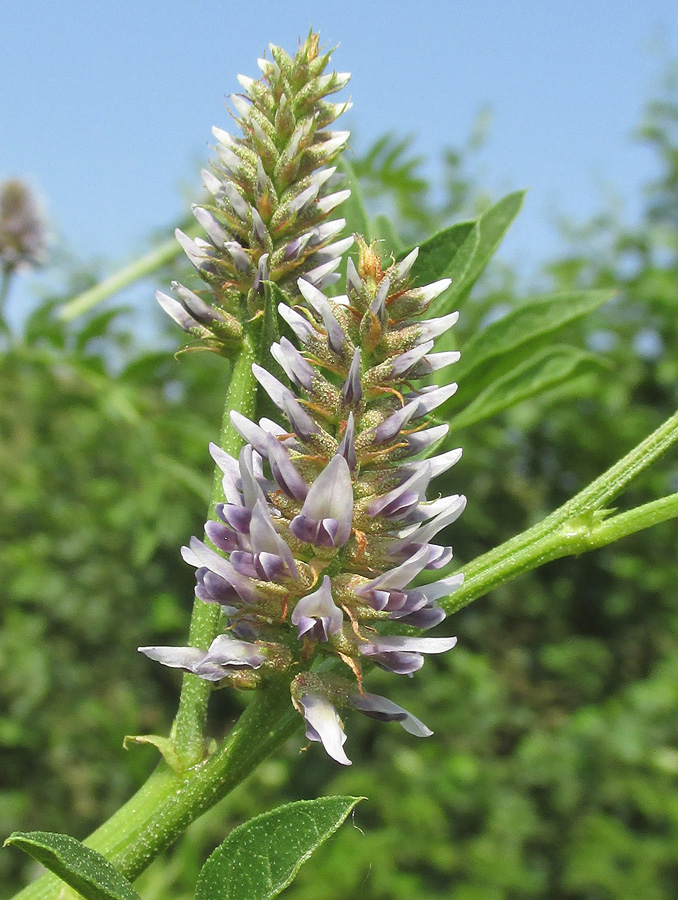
2;81;678;899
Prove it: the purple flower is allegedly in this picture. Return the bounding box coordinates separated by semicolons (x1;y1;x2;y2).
295;693;351;766
298;279;348;355
265;435;309;501
342;349;362;406
145;232;468;766
290;455;353;548
360;635;458;675
138;634;267;682
351;692;432;736
337;412;357;470
291;576;343;641
270;337;316;390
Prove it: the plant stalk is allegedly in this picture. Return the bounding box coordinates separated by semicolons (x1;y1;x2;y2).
171;322;261;767
447;408;678;614
57;224;201;321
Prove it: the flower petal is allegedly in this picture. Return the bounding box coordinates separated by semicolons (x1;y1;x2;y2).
291;575;343;640
202;633;267;668
290;455;353;547
342;348;362;405
277;303;317;345
337;411;357;470
138;645;206;670
365;635;458;654
297;693;351;765
351;692;433;736
266;435;308;500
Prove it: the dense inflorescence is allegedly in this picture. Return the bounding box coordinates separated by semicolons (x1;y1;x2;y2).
0;178;47;273
141;239;466;764
156;31;352;354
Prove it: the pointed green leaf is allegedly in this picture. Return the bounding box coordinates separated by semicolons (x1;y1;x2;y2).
399;220;474;282
75;307;128;353
455;190;526;301
447;346;606;431
454;289;616;383
4;832;140;900
195;796;363;900
397;219;479;315
337;158;371;240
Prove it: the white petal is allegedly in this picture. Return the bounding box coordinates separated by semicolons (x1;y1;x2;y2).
299;694;351;766
138;646;206;670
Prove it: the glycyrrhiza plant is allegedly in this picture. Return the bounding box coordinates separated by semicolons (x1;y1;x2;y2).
6;28;678;900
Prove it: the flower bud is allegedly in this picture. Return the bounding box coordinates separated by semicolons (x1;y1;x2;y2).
159;32;353;352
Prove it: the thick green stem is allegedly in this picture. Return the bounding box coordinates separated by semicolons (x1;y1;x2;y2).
57;224;201;321
446;408;678;614
171;323;261;767
12;681;300;900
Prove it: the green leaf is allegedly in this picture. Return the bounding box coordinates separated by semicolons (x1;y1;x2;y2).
195;796;363;900
75;307;128;354
401;220;475;280
262;279;289;307
4;832;140;900
455;289;616;383
454;190;526;301
401;221;480;316
119;350;173;383
447;345;606;431
337;158;371;240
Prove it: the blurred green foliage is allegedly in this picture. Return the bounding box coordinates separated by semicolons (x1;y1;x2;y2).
3;82;678;900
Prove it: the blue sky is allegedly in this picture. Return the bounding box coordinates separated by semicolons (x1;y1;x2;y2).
2;1;678;318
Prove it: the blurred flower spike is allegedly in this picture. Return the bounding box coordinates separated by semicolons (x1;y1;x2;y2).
0;178;48;273
141;238;466;765
157;30;353;354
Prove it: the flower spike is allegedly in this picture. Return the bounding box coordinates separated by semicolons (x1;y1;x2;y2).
145;56;466;762
159;32;353;352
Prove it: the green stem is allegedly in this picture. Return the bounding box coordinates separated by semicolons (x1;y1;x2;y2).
57;223;201;321
446;408;678;614
0;263;14;335
579;492;678;547
556;407;678;517
11;681;300;900
171;322;261;767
